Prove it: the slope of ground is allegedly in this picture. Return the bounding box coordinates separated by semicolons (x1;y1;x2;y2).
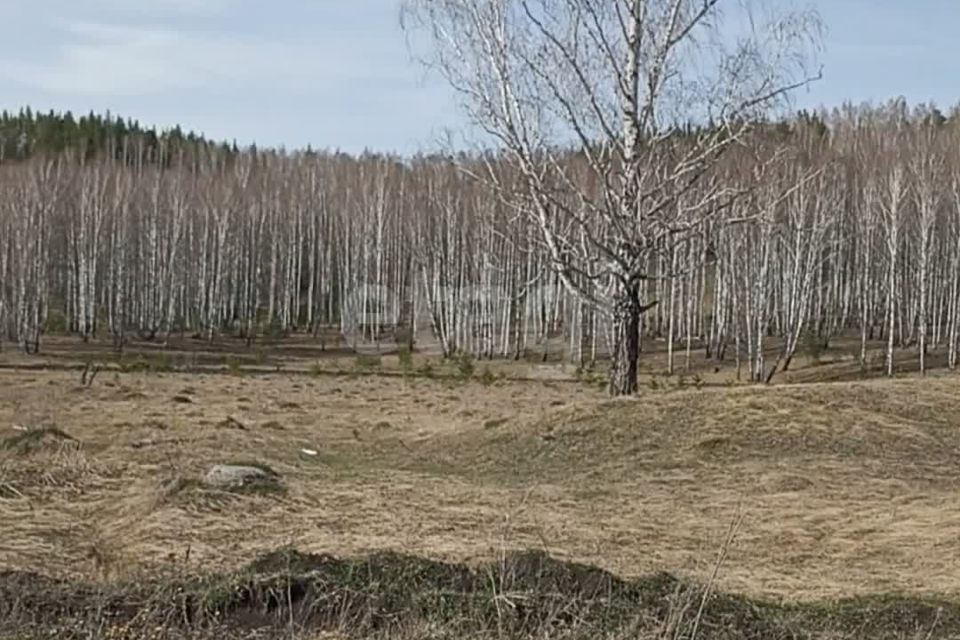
1;366;959;631
2;549;957;639
412;375;960;599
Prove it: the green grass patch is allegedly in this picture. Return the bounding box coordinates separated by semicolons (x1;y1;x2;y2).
115;351;174;374
397;346;414;373
224;355;244;376
354;353;383;371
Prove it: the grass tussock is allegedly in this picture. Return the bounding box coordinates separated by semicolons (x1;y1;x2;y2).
2;426;79;455
114;351;176;374
0;427;101;499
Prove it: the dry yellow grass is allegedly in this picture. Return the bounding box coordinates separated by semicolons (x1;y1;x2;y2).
1;365;959;604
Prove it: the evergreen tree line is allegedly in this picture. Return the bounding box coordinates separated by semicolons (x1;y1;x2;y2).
0;107;236;164
1;100;959;380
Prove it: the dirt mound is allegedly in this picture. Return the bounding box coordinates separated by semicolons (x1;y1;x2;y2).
0;427;106;499
1;550;957;640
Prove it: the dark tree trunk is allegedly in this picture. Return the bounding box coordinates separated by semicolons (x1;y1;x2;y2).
782;352;794;372
609;282;641;396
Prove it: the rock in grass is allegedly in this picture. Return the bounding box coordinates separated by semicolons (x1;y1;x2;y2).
203;464;281;492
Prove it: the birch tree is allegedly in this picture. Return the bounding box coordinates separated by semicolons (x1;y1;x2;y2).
909;126;944;375
880;157;907;377
404;0;821;395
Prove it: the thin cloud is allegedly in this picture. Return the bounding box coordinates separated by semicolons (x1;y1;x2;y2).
89;0;230;15
0;2;464;152
0;20;395;96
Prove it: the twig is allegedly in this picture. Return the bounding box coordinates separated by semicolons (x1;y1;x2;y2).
690;508;745;640
0;481;24;499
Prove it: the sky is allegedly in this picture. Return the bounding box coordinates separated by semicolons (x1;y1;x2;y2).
0;0;955;154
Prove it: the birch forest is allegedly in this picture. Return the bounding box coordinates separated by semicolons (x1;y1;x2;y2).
1;102;959;383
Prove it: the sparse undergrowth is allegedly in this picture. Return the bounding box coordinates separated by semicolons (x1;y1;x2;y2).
0;549;956;640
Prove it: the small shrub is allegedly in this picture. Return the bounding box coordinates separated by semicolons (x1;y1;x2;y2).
199;577;244;614
454;351;475;379
308;361;324;377
478;366;497;386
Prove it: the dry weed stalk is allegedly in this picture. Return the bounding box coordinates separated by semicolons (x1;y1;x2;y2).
80;359;101;387
485;486;747;640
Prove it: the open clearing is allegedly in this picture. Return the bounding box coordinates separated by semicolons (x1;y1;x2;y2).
2;352;960;637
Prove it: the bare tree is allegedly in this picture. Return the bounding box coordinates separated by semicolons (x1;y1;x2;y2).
909;126;944;375
15;100;960;386
879;153;907;377
404;0;822;394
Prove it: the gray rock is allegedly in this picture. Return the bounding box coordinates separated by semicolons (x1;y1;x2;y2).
203;464;279;490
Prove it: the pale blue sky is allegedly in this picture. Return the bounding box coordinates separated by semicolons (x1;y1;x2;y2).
0;1;954;153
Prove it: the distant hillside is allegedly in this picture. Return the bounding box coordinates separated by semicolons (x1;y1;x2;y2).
0;106;847;165
0;107;237;163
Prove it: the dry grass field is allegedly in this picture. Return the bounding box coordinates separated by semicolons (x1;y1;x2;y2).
2;339;960;638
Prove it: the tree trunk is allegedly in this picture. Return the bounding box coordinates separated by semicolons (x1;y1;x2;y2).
608;282;641;396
